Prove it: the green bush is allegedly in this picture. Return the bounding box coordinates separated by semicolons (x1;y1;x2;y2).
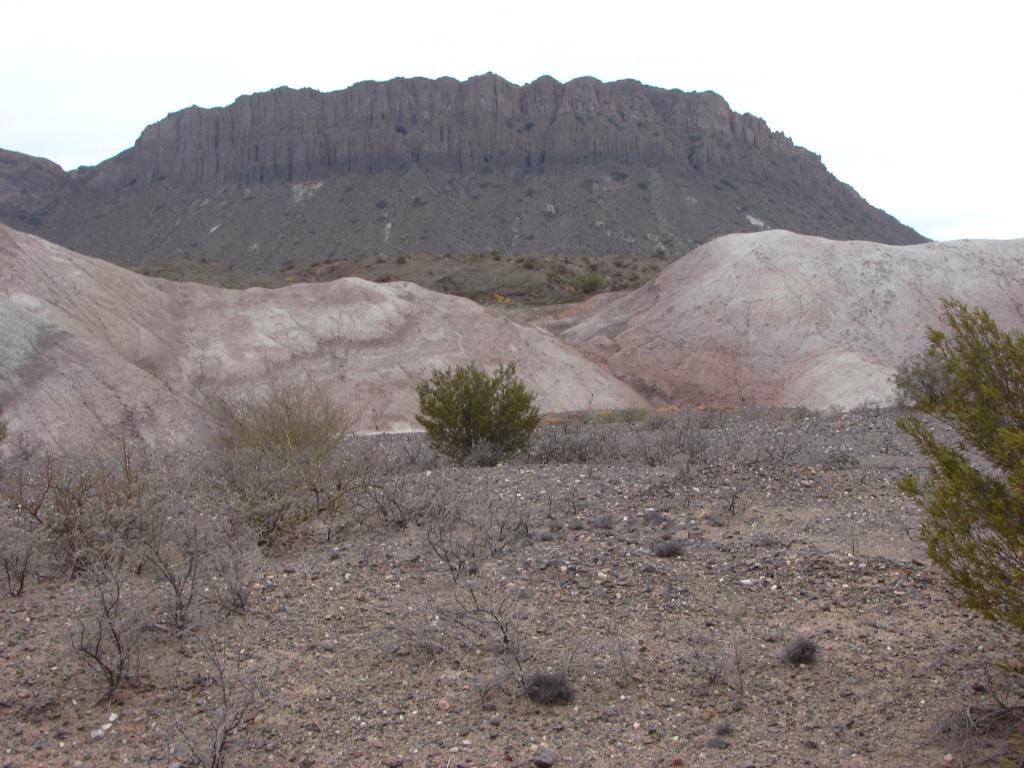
415;362;540;463
572;271;607;295
893;350;953;407
898;300;1024;641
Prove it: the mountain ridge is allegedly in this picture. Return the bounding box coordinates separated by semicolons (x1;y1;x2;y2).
0;75;924;294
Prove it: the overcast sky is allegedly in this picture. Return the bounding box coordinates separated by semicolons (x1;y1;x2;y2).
2;0;1020;241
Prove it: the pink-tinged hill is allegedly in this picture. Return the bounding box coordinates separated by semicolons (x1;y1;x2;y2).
557;230;1024;409
0;226;646;452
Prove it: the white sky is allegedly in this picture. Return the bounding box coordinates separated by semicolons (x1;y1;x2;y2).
1;0;1020;241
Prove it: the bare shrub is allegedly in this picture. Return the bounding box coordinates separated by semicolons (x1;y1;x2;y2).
612;637;635;688
707;429;744;466
475;669;515;704
434;576;579;707
747;427;805;466
210;532;261;614
44;455;146;577
739;406;815;423
633;412;710;467
139;501;216;632
720;489;747;519
937;665;1024;765
1;437;46;597
2;449;54;526
528;416;615;464
730;632;752;698
354;470;440;529
423;492;541;695
689;632;726;686
425;492;530;581
634;427;677;467
821;447;859;469
209;389;360;542
47;462;112;575
432;574;531;685
644;411;674;431
173;630;261;768
72;558;150;703
0;420;155;582
695;407;730;429
33;420;148;577
211;447;363;547
213;383;350;462
0;514;38;597
387;434;443;471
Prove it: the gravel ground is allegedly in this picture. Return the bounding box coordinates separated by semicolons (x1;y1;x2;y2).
1;408;1020;767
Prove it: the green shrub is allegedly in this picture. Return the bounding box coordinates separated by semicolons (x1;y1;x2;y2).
893;350;953;407
572;271;607;295
898;300;1024;642
415;362;540;463
0;403;7;446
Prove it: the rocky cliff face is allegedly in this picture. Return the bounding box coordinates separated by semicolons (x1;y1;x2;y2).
0;75;924;288
82;75;824;187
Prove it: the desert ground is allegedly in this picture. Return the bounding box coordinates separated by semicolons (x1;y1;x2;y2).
1;407;1019;768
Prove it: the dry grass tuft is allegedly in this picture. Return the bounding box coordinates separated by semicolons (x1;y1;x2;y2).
212;383;350;461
